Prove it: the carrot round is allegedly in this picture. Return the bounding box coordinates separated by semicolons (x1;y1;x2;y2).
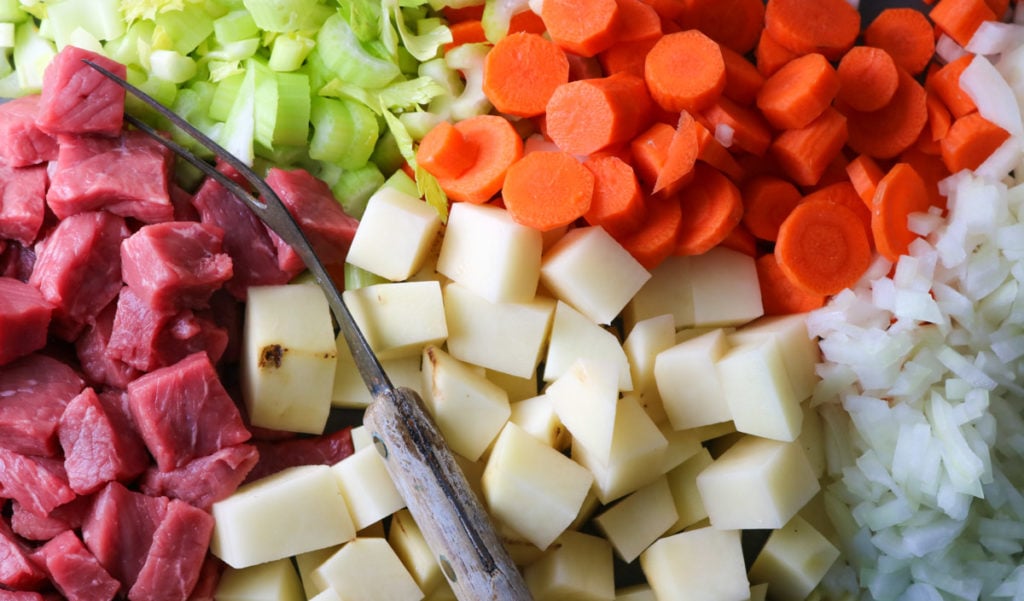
756;52;839;130
900;145;951;210
644;30;726;113
675;163;744;256
871;162;932;262
630;121;675;190
863;8;935;76
416;120;477;180
836;46;898;113
598;37;659;79
775;199;872;296
763;0;861;61
844;153;886;207
545;72;654;156
720;45;766;106
483;32;570;118
653;111;700;195
940;112;1010;174
755;253;827;315
502;150;594;232
583;154;647;237
929;0;997;47
741;175;803;242
617;193;683;270
771;106;849;187
719;222;759;257
615;0;662;43
702;97;773;157
802;181;873;247
434;114;524;204
927;55;978;119
540;0;620;57
755;30;800;78
842;67;928;159
675;0;766;55
693;120;745;181
445;20;487;51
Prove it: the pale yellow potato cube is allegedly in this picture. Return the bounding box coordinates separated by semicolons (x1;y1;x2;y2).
716;336;803;441
211;465;356;568
350;426;373;451
295;546;340;599
616;585;656;601
420;345;511;461
749;583;769;601
312;538;423;601
540;225;651;325
729;314;820;401
482;422;594;550
487;369;540;402
748;515;841;601
509;394;570;450
345;186;442;281
659;422;703;473
594;475;679;562
309;588;343;601
343;281;447;359
655;328;733;431
665;447;714;534
242;284;337;434
215;558;305;601
546;358;619;464
443;281;555;378
424;580;458;601
389;509;444;596
332;345;423;409
622;314;675;425
623;256;695;330
544;301;632;391
524;530;615;601
640;527;749;601
798;400;826;479
696;436;820;530
436;202;542;303
689;247;764;327
332;446;406;530
498;521;547;567
569;487;603;532
691;420;737;442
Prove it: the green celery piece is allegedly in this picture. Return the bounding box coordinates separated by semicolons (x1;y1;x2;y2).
254;143;308;167
338;0;382;43
104;20;156;67
46;0;126;49
207;58;245;82
381;107;415;166
202;37;261;62
273;71;311;147
369;129;405;176
17;1;46;21
416;163;448;223
344;264;387;291
331;163;385;218
241;0;331;33
154;6;214;54
218;58;257;165
13;21;56;93
316;13;400;89
250;58;279;152
149;49;197;83
169;85;220;158
442;42;492;121
0;22;15;48
209;70;243;121
213;9;259;42
309;96;379;169
377;75;446;111
386;0;450;62
268;32;313;71
0;0;28;23
0;50;12;75
383;167;419;197
481;0;529;43
120;0;204;22
399;110;441;142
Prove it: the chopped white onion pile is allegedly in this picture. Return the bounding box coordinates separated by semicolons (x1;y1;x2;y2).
810;24;1024;601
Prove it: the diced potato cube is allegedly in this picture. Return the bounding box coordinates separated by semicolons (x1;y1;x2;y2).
665;447;714;534
509;394;570;450
345;186;442;281
343;281;447;359
350;426;373;451
420;345;511;461
659;422;703;473
622;314;675;425
332;344;423;409
749;583;769;601
689;247;764;327
214;558;305;601
498;521;547;567
798;400;826;479
389;509;444;596
623;256;695;330
547;358;619;464
729;314;820;401
691;421;737;442
312;538;423;601
696;436;820;530
332;446;405;531
655;329;733;431
242;284;337;434
436;202;542;303
443;282;555;378
716;336;803;441
544;301;632;391
640;527;749;601
482;423;594;550
211;465;356;568
523;530;615;601
487;369;540;402
594;475;678;562
295;546;340;599
748;515;840;601
310;588;343;601
540;226;651;325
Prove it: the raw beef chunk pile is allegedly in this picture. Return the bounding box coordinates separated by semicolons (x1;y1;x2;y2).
0;46;359;601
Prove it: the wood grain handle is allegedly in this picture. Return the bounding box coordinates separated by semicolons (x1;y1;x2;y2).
364;386;533;601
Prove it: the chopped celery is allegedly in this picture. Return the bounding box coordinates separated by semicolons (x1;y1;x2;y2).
13;21;56;93
213;10;259;43
331;163;385;218
66;27;104;53
383;168;419;197
382;108;416;166
338;0;382;42
154;6;214;54
125;69;179;117
241;0;331;32
0;50;11;76
104;20;156;67
377;75;446;111
399;110;442;141
209;71;245;121
442;42;492;121
149;49;197;83
120;0;206;22
344;264;387;291
309;96;379;169
0;0;27;23
370;129;406;176
202;37;261;62
316;12;400;89
251;58;279;151
218;59;257;165
416;163;448;223
387;0;450;62
47;0;125;49
273;71;311;147
268;31;313;71
481;0;529;42
169;84;220;158
0;22;14;47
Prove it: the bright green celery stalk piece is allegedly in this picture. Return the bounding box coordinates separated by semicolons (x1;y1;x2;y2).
0;0;28;23
273;70;311;147
344;263;388;290
332;163;386;219
153;5;214;54
250;58;280;153
316;12;400;89
213;9;259;43
12;22;56;94
309;96;380;169
242;0;333;32
482;0;530;42
209;71;245;122
218;58;257;165
104;20;156;68
268;32;314;71
45;0;125;49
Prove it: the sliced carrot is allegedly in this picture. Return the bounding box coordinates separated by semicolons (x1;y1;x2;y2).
940;111;1011;173
701;97;773;157
842;67;928;159
644;30;726;113
836;46;899;112
741;175;803;242
483;32;570;118
985;0;1010;18
763;0;861;61
720;45;766;106
802;181;873;247
416;120;477;180
509;9;547;34
545;72;654;155
756;52;839;130
434;114;524;204
445;20;487;51
502;150;594;231
675;163;745;256
617;192;683;269
719;222;759;257
817;152;852;188
541;0;620;57
583;154;647;237
927;54;978;119
755;253;827;315
653;110;700;195
926;91;954;143
871;162;932;262
863;8;935;76
845;153;886;207
615;0;662;43
771;106;848;187
694;120;745;182
775;199;872;296
675;0;766;55
636;0;687;21
755;29;800;78
598;37;658;78
630;121;675;189
928;0;997;47
900;145;951;211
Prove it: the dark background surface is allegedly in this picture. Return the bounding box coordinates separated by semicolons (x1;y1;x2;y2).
858;0;932;22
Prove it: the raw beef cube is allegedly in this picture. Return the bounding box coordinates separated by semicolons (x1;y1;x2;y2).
35;46;126;137
139;444;258;510
191;175;291;299
0;277;52;366
106;287;229;372
10;495;92;542
0;519;46;590
0;354;84;457
0;591;49;601
0;448;76;517
183;556;223;601
0;241;35;283
0;95;58;166
246;427;355;482
46;130;174;223
128;500;214;601
126;352;251;471
82;482;169;591
75;301;141;389
31;530;120;601
29;211;129;340
169;184;199;222
0;163;47;245
265;167;360;268
121;222;233;311
59;387;149;495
